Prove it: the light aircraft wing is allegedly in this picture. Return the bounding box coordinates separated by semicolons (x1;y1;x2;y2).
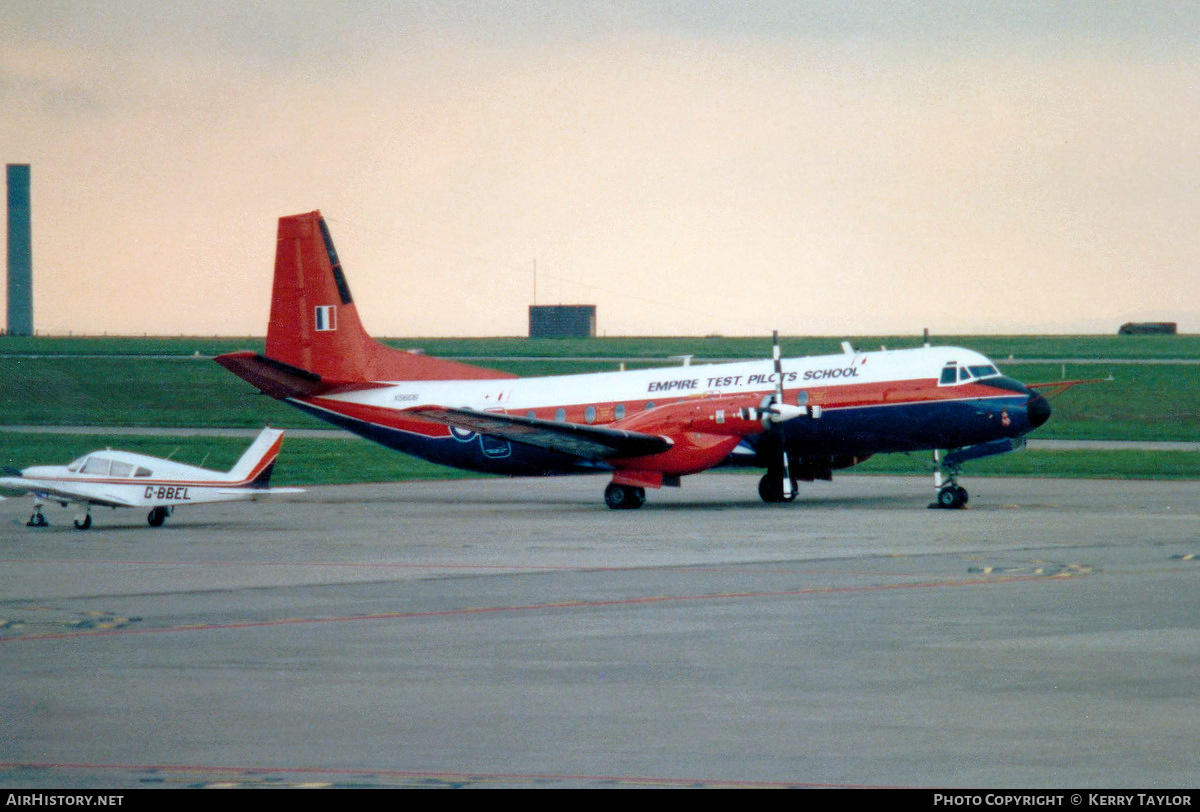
0;478;136;508
407;406;672;460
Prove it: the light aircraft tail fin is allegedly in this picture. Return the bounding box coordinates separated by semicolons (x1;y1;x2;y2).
261;211;514;384
226;427;286;488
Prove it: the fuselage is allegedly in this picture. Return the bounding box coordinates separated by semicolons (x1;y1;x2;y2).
282;344;1049;477
13;451;265;509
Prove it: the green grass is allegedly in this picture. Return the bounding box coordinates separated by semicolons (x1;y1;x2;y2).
2;335;1197;484
853;449;1200;480
2;354;1195;441
3;432;1197;487
0;432;483;487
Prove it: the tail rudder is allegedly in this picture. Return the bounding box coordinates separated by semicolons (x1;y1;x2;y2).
263;211;514;384
227;427;286;487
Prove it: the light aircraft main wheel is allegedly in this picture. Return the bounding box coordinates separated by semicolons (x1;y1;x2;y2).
147;506;169;527
936;484;968;509
605;483;646;510
73;514;92;531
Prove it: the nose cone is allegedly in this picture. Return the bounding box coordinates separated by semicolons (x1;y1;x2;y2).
1027;390;1051;429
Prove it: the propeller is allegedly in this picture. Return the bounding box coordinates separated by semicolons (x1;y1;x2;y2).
769;331;794;500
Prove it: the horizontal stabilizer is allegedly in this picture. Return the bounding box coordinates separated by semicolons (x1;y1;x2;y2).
408;406;672;460
215;352;392;400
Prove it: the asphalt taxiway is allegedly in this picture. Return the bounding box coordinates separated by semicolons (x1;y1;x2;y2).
1;474;1197;788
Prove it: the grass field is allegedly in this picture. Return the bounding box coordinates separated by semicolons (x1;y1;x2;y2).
1;334;1197;484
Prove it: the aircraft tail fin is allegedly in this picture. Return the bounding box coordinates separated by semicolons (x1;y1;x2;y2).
259;211;514;384
227;427;286;488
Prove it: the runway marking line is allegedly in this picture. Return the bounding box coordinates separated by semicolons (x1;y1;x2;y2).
0;573;1067;643
0;760;901;789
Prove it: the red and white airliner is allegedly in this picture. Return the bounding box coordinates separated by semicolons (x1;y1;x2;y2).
216;211;1053;509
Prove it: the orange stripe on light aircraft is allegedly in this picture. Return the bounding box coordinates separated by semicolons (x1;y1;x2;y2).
216;211;1056;510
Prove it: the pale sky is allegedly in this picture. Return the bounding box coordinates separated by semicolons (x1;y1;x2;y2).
3;1;1199;337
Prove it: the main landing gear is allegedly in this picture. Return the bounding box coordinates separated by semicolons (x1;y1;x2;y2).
73;510;93;531
604;483;646;510
27;502;49;528
147;506;171;527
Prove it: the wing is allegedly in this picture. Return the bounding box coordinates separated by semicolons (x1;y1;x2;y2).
406;406;672;460
0;478;136;508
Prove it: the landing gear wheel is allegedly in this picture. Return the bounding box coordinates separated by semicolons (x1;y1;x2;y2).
27;512;49;528
604;483;646;510
935;484;968;509
147;506;169;527
73;514;92;531
758;474;798;504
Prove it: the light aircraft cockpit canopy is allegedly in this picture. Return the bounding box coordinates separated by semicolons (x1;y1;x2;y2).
67;456;152;477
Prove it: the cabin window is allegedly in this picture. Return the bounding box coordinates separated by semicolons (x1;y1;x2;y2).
135;467;153;477
554;408;566;422
109;461;134;478
585;406;597;424
526;410;537;419
644;401;656;411
795;390;809;406
81;457;111;475
614;404;626;420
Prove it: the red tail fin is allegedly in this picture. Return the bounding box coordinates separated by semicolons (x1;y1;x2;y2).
264;211;514;383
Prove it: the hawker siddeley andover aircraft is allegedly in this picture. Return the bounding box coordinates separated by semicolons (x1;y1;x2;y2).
216;211;1054;510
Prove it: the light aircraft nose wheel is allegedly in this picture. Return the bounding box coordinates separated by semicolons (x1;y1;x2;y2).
147;506;169;527
73;513;92;531
935;484;968;509
605;483;646;510
27;511;49;528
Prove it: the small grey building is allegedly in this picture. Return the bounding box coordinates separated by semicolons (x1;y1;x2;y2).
529;305;596;338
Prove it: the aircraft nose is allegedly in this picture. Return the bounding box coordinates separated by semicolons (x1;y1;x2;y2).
1027;390;1051;429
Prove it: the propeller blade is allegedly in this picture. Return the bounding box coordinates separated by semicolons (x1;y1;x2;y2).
772;331;794;499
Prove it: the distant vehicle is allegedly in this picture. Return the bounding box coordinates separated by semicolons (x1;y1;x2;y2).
1118;322;1176;335
0;428;302;529
216;211;1061;510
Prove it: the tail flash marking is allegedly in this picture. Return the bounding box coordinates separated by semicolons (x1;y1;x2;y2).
314;306;337;332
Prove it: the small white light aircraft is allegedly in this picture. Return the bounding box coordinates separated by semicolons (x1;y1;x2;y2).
0;428;302;530
217;211;1060;510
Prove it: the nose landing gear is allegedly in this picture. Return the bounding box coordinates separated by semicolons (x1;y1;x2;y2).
929;449;968;510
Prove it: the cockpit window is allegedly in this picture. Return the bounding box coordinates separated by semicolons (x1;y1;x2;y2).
135;467;153;477
941;361;1000;386
110;461;134;478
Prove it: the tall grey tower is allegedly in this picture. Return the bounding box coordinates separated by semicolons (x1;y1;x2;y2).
7;163;33;336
